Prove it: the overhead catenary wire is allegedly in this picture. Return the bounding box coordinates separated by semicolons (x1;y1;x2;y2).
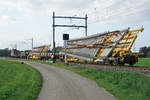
72;1;146;25
51;1;147;49
58;3;146;35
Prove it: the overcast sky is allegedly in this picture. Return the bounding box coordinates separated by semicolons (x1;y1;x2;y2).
0;0;150;51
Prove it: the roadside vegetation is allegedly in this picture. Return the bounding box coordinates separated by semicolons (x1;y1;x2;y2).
39;61;150;100
0;59;42;100
135;58;150;67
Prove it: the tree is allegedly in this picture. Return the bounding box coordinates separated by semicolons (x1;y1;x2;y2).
147;51;150;58
139;46;150;57
0;48;11;57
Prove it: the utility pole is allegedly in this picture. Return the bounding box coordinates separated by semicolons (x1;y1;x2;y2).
52;12;88;63
64;40;67;64
25;37;33;60
63;34;69;64
31;38;33;49
85;14;87;36
24;38;33;50
52;12;56;63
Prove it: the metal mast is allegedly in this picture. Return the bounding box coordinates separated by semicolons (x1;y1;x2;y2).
52;12;88;63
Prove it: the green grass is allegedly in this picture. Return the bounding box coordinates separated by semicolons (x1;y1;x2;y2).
0;59;42;100
39;61;150;100
135;58;150;67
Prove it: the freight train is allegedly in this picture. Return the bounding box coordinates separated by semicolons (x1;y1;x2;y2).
60;27;144;65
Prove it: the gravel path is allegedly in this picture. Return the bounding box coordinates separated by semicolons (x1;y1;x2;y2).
26;62;117;100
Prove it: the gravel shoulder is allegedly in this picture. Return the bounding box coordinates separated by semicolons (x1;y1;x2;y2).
26;61;117;100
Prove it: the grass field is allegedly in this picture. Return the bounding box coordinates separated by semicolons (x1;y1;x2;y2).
135;58;150;67
40;62;150;100
0;59;42;100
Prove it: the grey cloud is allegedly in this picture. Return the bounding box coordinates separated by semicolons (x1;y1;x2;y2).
1;0;150;24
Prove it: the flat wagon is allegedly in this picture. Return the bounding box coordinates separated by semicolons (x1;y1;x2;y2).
61;27;144;65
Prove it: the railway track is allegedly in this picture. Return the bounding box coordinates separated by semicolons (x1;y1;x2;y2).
67;62;150;75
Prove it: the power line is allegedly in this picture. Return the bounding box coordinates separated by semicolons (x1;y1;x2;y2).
86;2;147;24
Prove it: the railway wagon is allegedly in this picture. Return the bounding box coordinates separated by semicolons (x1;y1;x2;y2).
61;27;144;65
28;45;51;60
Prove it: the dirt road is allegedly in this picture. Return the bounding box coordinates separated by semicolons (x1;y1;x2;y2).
26;62;117;100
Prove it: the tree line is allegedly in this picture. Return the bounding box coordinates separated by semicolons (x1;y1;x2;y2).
139;46;150;57
0;48;11;57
